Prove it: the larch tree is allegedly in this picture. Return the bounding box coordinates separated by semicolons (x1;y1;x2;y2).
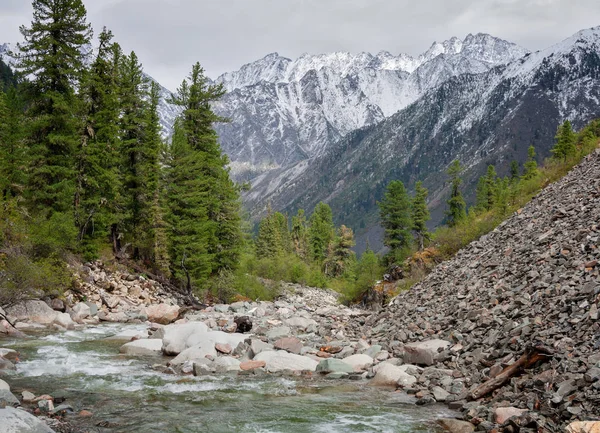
324;225;356;278
411;181;430;251
522;145;538;180
445;160;467;227
291;209;309;261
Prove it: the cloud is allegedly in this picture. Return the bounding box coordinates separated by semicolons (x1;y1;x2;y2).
2;0;599;89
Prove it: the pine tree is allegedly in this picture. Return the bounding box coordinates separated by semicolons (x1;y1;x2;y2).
411;181;430;251
552;120;577;161
291;209;309;260
522;145;538;180
0;87;26;200
308;202;334;264
255;210;290;258
378;180;412;255
166;62;242;291
510;160;519;181
16;0;92;216
445;160;467;227
74;28;122;256
324;225;356;277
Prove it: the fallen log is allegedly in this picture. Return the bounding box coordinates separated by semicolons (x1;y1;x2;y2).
469;345;553;400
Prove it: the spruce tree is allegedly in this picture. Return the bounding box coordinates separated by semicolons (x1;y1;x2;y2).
75;28;122;256
324;225;356;277
522;145;538;180
291;209;309;260
16;0;92;216
510;160;519;181
255;210;289;258
166;62;242;291
0;87;26;200
308;202;334;264
411;181;430;251
378;180;412;255
445;160;467;227
552;120;577;161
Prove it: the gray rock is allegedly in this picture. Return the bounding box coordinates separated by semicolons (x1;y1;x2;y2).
432;386;451;402
119;339;163;356
403;340;450;366
437;419;475;433
6;301;58;325
249;339;273;358
370;363;417;387
0;389;20;407
342;354;373;371
0;407;55;432
266;326;291;341
0;379;9;391
316;359;354;374
254;350;319;372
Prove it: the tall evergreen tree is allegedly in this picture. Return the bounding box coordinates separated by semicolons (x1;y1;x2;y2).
291;209;309;260
0;87;26;200
522;145;538;180
324;225;356;277
411;181;430;251
378;180;412;254
510;160;519;181
445;160;467;227
16;0;92;216
552;120;577;161
75;28;122;256
166;62;242;291
255;210;290;259
308;202;334;264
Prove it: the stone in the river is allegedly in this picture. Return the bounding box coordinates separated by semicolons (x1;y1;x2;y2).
370;363;417;387
79;410;93;417
161;322;209;355
437;419;475;433
38;399;54;413
0;379;9;391
70;303;91;323
342;354;374;371
213;356;241;373
104;329;147;342
432;386;450;402
6;300;59;325
0;358;16;371
254;350;319;372
234;316;253;333
403;340;450;366
273;337;303;354
22;391;36;403
249;339;273;358
494;407;528;424
119;339;163;356
566;422;600;433
169;331;247;365
0;389;20;407
146;304;180;325
0;407;55;432
0;349;18;363
53;312;75;330
315;359;354;374
240;360;266;371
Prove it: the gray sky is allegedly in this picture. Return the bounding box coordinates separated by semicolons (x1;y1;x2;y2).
1;0;599;90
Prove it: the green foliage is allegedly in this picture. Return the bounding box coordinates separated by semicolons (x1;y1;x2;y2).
552;120;577;161
291;209;309;260
255;210;290;258
308;202;334;264
445;160;467;227
411;181;430;251
378;180;412;257
522;145;539;180
0;87;26;200
0;58;17;91
510;160;519;180
324;225;356;277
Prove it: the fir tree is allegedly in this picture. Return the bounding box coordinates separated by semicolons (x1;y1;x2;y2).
510;160;519;180
75;28;122;256
308;202;334;264
0;87;26;200
522;145;538;180
411;181;430;251
255;210;290;258
552;120;577;161
445;160;467;227
16;0;92;216
378;180;412;255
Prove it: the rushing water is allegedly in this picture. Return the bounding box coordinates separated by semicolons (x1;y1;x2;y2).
1;324;456;432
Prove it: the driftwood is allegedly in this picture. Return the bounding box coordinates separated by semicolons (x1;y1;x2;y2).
470;345;553;400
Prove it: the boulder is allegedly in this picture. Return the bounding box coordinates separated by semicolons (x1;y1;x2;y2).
266;326;291;341
146;304;180;325
240;360;266;371
70;303;91;323
119;339;163;356
0;407;55;433
168;331;247;365
213;356;241;373
22;391;36;403
316;359;354;374
342;354;374;371
285;316;317;331
494;407;528;424
53;313;75;330
370;363;417;387
50;299;65;312
273;337;303;354
566;422;600;433
104;329;147;342
234;316;253;333
437;419;475;433
403;340;450;366
0;389;20;406
0;349;19;363
254;350;319;372
161;322;209;355
249;339;273;358
0;379;9;391
6;300;58;325
0;358;16;371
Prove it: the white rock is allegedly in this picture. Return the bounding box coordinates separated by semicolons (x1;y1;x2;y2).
119;339;163;356
168;331;247;365
254;350;319;372
6;301;58;325
213;356;241;372
0;407;55;433
104;329;147;341
285;316;317;330
0;378;9;391
403;339;450;366
370;363;417;387
70;303;91;323
161;322;209;355
53;313;75;330
342;354;374;371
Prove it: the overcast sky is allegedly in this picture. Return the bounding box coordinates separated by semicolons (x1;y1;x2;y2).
1;0;599;90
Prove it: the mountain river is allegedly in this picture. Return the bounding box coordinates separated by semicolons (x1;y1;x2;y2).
2;323;457;432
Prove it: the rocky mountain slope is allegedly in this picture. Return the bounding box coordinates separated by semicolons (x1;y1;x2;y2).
212;34;528;178
352;147;600;431
245;26;600;246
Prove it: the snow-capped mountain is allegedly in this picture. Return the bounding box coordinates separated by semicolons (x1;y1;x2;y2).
213;33;528;178
243;26;600;250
